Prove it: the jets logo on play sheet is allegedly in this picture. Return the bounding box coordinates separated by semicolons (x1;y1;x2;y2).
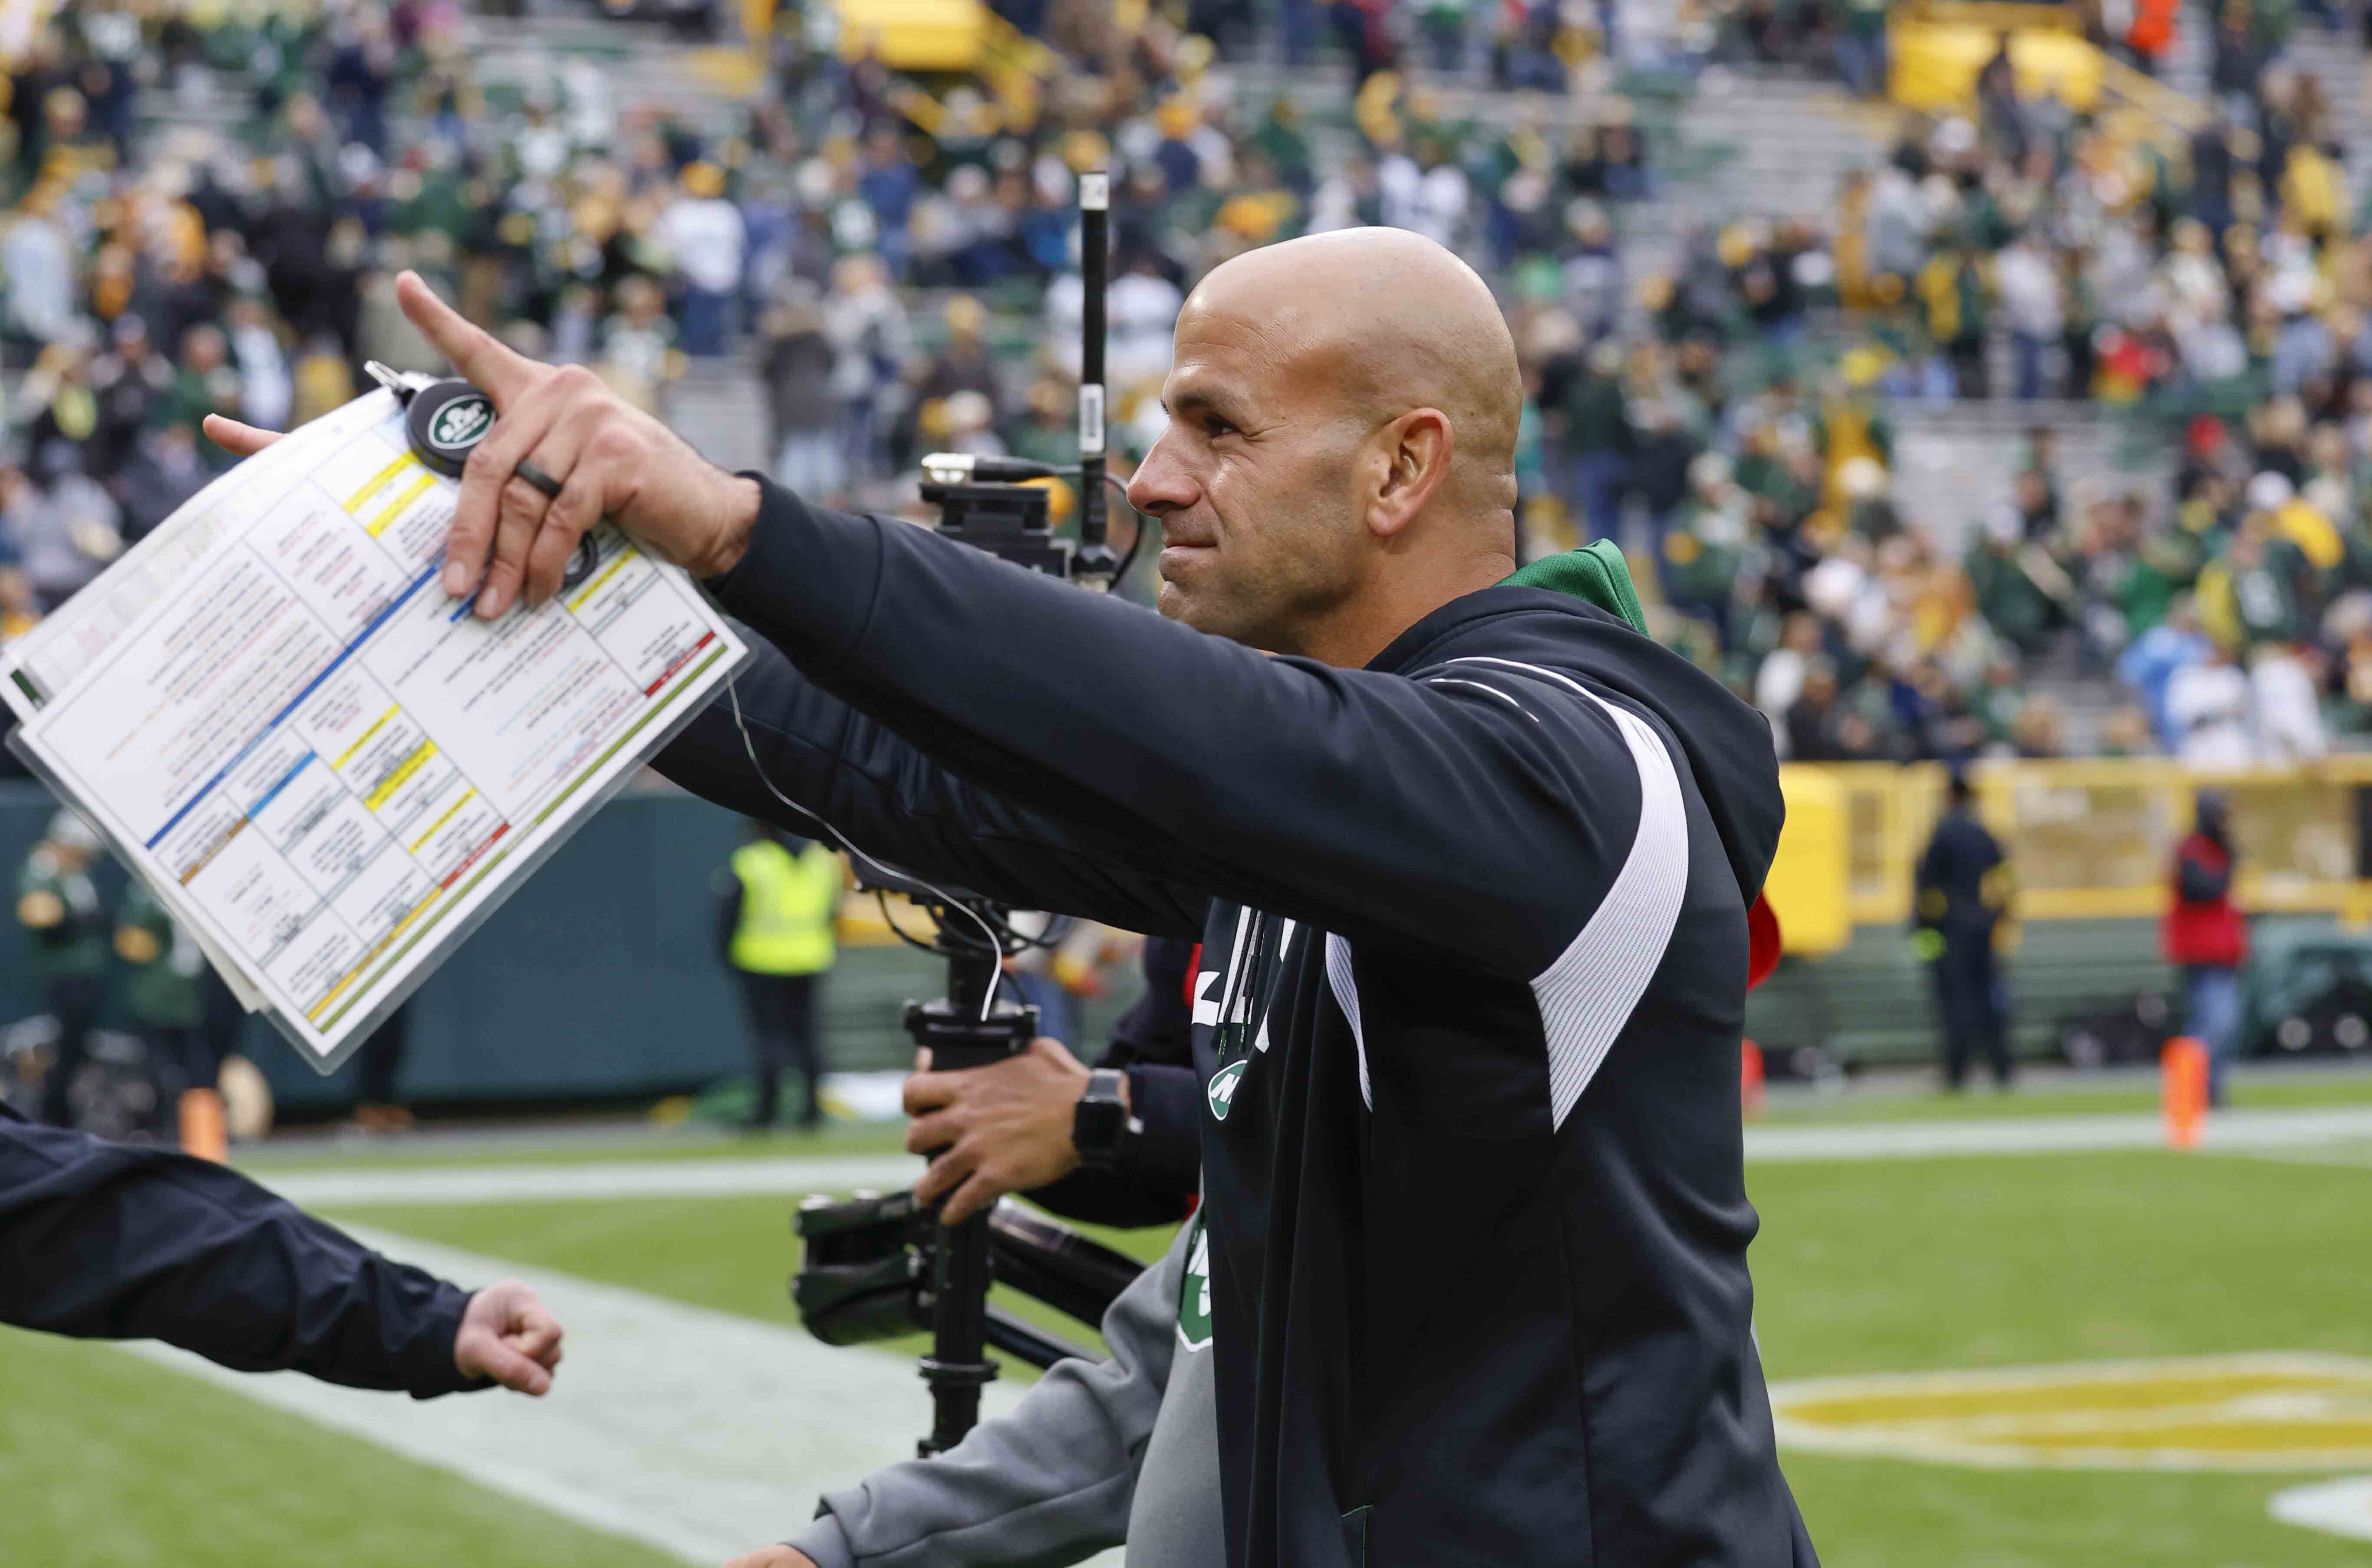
1207;1060;1245;1121
1177;1218;1212;1352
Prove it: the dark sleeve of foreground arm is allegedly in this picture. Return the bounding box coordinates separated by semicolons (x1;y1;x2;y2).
655;617;1206;938
706;482;1656;977
0;1111;478;1397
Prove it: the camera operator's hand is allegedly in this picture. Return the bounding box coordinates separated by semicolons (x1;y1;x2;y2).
904;1036;1099;1225
452;1279;564;1396
204;271;760;619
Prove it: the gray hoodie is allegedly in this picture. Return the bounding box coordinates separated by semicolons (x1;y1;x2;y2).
788;1218;1221;1568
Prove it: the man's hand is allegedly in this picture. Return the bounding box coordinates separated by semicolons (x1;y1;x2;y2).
719;1549;817;1568
203;270;761;618
453;1279;564;1395
904;1036;1097;1224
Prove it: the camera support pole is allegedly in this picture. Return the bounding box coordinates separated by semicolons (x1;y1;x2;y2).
1077;170;1110;575
906;921;1039;1456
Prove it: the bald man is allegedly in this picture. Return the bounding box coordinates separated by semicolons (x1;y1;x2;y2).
210;234;1812;1567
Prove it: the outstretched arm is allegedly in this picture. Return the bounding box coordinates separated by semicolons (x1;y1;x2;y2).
656;620;1206;938
0;1109;561;1397
710;483;1689;979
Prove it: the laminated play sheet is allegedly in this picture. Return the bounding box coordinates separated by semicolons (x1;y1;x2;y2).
2;388;748;1071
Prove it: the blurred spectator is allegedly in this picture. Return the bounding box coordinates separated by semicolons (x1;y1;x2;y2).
115;421;207;542
598;275;678;413
1913;770;2014;1091
661;161;746;358
114;877;220;1154
2163;791;2247;1106
824;253;911;488
350;1003;413;1133
760;281;843;500
2167;642;2257;767
16;810;109;1130
10;442;121;609
2118;596;2213;748
718;824;840;1133
2;188;76;356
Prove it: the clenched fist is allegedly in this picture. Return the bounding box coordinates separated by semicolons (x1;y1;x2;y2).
452;1279;564;1396
204;271;761;620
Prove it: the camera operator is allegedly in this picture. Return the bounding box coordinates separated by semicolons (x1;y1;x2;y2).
1;1101;564;1399
209;230;1814;1568
909;934;1199;1228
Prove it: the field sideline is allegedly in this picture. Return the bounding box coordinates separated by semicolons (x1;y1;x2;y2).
7;1071;2372;1567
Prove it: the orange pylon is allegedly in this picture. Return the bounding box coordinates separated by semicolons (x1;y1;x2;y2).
1741;1039;1767;1122
178;1088;228;1163
2161;1037;2209;1150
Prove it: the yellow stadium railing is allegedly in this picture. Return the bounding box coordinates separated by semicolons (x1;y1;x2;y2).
1799;758;2372;935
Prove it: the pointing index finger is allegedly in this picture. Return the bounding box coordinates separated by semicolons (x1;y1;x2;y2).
394;270;535;403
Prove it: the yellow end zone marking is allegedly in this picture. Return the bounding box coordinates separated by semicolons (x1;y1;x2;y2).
344;450;422;513
1770;1353;2372;1472
364;740;437;810
409;788;477;853
367;472;438;537
333;705;402;770
566;543;639;611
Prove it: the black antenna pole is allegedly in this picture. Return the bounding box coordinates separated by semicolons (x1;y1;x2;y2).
1077;169;1112;579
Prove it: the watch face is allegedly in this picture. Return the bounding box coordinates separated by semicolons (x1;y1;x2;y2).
1074;1074;1129;1163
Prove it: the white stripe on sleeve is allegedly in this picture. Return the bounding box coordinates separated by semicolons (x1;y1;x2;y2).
1449;658;1690;1130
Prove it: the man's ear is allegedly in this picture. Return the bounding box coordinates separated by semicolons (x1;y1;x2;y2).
1365;408;1454;539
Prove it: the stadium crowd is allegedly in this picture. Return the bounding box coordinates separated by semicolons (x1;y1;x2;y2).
7;0;2372;765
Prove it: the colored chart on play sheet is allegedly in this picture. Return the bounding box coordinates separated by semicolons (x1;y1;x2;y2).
0;389;748;1069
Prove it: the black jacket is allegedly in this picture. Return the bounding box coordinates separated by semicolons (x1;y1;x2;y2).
1914;809;2006;941
658;481;1814;1568
0;1105;479;1396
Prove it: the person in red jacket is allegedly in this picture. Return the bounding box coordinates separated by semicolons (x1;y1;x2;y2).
2163;790;2247;1105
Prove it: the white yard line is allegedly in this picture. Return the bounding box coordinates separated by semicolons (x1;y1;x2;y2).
1743;1105;2372;1163
255;1153;928;1207
244;1106;2372;1208
2271;1476;2372;1543
122;1227;1122;1568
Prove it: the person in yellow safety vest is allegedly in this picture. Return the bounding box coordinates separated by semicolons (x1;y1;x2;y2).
717;822;840;1131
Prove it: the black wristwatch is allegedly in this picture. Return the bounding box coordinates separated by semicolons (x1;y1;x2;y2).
1072;1068;1141;1172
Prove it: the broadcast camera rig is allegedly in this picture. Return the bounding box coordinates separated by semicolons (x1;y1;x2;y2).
788;170;1156;1458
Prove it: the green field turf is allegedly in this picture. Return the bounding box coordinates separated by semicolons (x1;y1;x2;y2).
1752;1150;2372;1567
12;1118;2372;1566
0;1331;676;1568
218;1065;2372;1177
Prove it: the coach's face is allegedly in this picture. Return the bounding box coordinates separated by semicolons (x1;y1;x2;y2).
1128;286;1370;654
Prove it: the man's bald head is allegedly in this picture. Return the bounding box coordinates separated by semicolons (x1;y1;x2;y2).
1129;228;1526;666
1184;229;1523;520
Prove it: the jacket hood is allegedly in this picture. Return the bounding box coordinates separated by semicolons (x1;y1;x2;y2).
1374;585;1786;908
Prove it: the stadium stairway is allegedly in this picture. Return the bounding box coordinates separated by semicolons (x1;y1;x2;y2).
1888;399;2174;751
668;355;775;474
2282;22;2372;203
1888;401;2174;555
459;9;758;123
2162;8;2372;203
